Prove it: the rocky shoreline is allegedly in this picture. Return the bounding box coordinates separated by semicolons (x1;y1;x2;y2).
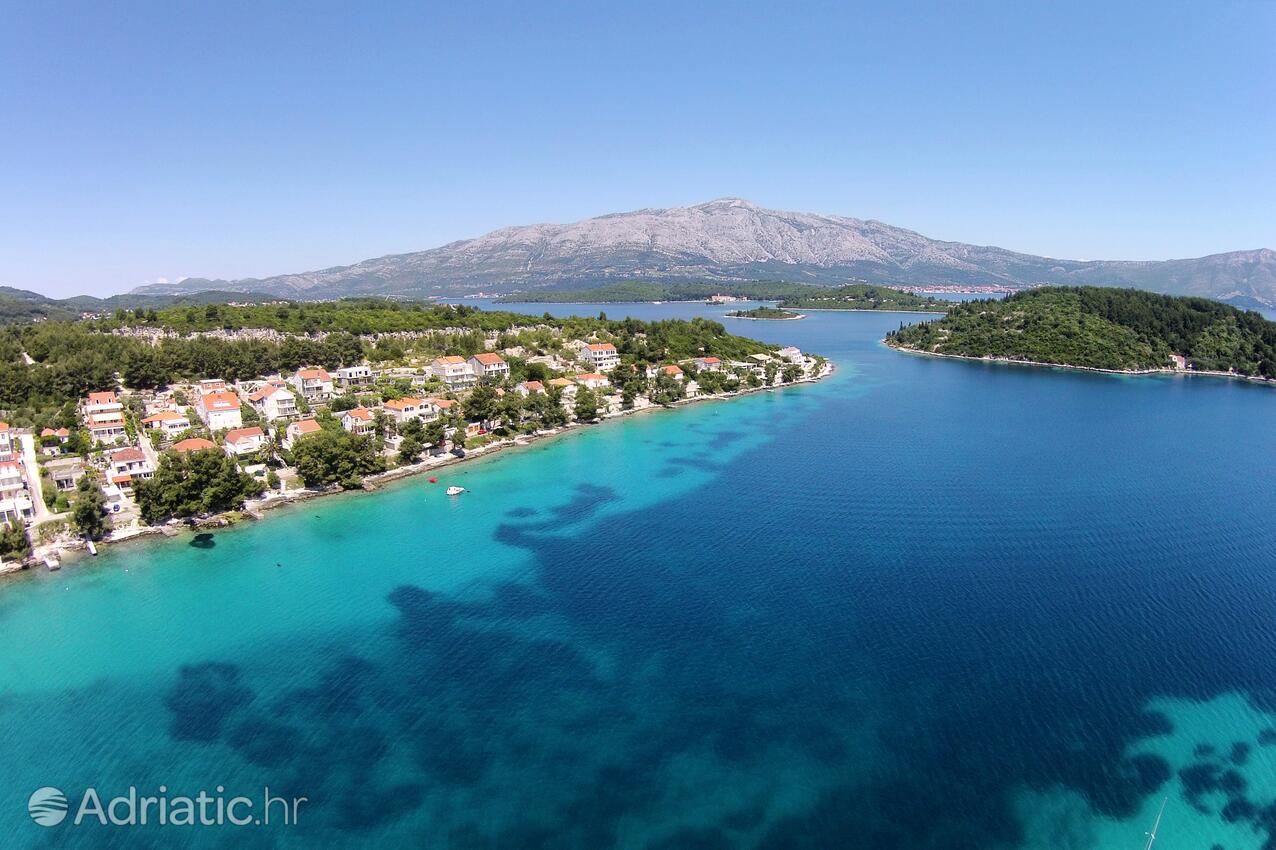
887;341;1276;384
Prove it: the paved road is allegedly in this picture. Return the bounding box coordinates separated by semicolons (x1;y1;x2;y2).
17;433;51;522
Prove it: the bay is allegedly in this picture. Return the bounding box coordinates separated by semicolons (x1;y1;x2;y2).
2;304;1275;848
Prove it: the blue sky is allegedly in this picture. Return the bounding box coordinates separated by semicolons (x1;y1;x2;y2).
2;0;1273;297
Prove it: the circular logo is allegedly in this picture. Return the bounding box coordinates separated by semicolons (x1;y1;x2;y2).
28;787;68;827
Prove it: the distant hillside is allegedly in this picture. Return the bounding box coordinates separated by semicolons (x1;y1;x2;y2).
129;199;1276;306
886;287;1276;377
0;286;279;324
497;280;823;304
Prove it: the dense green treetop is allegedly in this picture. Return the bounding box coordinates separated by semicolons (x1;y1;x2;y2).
776;284;950;312
498;280;950;312
886;287;1276;376
725;307;803;319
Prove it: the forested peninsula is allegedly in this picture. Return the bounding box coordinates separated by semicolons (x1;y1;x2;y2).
886;287;1276;378
495;280;950;311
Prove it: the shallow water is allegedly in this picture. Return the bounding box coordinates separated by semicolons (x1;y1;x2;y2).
2;306;1275;848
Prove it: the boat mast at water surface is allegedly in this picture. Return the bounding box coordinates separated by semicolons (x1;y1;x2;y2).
1142;796;1167;850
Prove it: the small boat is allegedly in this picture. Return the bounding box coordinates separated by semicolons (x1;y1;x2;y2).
86;539;98;556
445;486;466;496
44;556;61;572
428;477;438;484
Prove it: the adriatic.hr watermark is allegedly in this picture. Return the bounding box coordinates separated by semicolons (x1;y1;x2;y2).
28;785;306;828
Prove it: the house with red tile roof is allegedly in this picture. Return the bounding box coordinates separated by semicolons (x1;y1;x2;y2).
693;356;724;372
468;352;510;381
341;407;375;435
172;437;218;454
582;342;619;371
224;426;268;457
109;446;154;486
431;356;477;389
141;410;191;438
516;381;545;396
383;398;429;424
288;368;334;402
283;418;322;450
248;382;298;422
197;391;243;431
82;390;127;444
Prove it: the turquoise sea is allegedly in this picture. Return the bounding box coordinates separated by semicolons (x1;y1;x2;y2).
3;303;1276;849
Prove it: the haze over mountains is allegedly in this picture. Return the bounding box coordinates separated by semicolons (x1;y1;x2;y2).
116;197;1274;308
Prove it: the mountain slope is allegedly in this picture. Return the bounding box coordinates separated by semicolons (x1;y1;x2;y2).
130;199;1276;306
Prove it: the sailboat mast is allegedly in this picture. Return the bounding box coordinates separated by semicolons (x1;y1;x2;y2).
1142;796;1167;850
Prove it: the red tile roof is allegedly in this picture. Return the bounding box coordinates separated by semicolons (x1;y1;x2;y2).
471;352;506;365
434;355;466;365
172;437;217;453
142;411;186;423
384;398;424;411
111;447;145;463
199;391;240;411
297;368;331;381
224;427;265;443
520;381;544;392
587;343;617;351
292;419;322;434
344;407;374;421
86;391;119;406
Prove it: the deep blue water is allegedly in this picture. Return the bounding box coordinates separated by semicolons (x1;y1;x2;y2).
2;306;1275;848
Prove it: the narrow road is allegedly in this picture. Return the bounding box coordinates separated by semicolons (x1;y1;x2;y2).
18;433;50;522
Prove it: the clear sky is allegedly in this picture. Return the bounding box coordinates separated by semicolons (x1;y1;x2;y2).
2;0;1273;297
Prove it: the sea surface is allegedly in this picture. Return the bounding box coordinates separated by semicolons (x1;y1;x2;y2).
2;304;1276;849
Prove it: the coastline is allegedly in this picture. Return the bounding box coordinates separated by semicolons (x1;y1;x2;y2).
798;306;948;314
724;313;807;321
886;342;1276;384
23;360;835;577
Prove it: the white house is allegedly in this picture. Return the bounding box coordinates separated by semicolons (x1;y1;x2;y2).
647;364;685;381
341;407;376;435
0;460;33;526
197;391;243;431
336;365;373;388
141;410;191;438
248;383;298;422
196;378;227;394
0;422;11;462
582;343;619;371
83;390;127;444
431;357;477;390
289;368;335;402
575;373;611;390
468;352;510;382
777;346;804;364
547;378;578;400
693;356;724;373
283;419;322;450
515;381;545;397
224;426;268;457
108;447;154;487
383;397;429;425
